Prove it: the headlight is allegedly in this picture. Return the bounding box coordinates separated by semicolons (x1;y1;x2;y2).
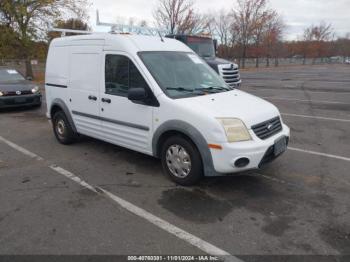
0;91;3;97
217;118;252;142
31;86;39;94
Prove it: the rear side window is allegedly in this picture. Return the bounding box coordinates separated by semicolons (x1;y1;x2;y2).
105;55;148;96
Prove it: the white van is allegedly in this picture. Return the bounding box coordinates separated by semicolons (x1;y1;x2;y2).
45;33;290;185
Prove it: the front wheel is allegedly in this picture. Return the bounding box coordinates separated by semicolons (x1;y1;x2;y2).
161;136;203;186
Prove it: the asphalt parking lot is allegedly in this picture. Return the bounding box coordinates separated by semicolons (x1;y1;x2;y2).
0;65;349;260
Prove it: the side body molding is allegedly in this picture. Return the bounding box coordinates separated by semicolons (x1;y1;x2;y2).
152;120;218;177
49;98;77;133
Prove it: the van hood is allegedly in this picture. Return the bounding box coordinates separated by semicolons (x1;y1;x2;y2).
177;90;280;129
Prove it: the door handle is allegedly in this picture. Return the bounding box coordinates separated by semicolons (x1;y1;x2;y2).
88;95;97;101
101;98;111;103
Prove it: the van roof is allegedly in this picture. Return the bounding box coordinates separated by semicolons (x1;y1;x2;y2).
50;33;192;53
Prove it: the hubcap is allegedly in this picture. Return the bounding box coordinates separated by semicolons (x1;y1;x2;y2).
56;119;66;137
166;145;192;178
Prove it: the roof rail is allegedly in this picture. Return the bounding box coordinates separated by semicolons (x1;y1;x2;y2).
49;10;169;38
96;10;167;36
49;28;97;37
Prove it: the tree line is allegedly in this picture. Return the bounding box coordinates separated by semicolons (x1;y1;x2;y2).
1;0;350;78
153;0;350;68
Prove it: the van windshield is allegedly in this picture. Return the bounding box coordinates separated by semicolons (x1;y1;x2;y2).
138;51;232;99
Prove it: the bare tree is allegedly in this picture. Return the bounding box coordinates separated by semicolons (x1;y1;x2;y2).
309;22;333;41
139;20;148;27
201;13;216;36
252;8;280;67
153;0;203;34
232;0;271;68
262;13;284;67
212;10;235;58
0;0;89;78
302;22;333;64
177;9;204;34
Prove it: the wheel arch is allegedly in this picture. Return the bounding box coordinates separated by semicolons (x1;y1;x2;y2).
50;98;77;133
152;120;218;177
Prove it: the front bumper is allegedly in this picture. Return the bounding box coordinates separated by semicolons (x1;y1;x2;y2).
0;94;42;108
210;124;290;174
232;79;242;88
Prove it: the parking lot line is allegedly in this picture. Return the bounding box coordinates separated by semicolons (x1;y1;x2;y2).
288;147;350;162
49;164;238;260
0;136;240;261
99;188;240;260
282;113;350;123
0;136;44;161
262;96;349;104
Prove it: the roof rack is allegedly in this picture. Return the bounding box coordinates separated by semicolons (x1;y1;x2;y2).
49;10;168;38
49;28;95;36
96;10;167;36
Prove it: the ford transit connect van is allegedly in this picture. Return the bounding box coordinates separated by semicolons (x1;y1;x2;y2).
45;33;290;185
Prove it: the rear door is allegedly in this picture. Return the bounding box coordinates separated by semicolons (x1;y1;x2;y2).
69;46;103;138
99;52;154;155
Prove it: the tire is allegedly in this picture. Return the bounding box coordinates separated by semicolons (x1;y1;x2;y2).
52;110;77;145
161;136;203;186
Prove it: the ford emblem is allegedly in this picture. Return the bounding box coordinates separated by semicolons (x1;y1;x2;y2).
16;90;22;95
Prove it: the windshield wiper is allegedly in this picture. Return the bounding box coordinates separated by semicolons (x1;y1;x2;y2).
166;87;195;92
197;86;233;93
166;87;207;96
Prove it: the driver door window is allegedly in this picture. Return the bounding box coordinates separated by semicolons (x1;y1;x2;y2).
105;55;148;96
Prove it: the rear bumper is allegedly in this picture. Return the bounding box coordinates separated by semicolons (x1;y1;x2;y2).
0;94;42;108
210;124;290;174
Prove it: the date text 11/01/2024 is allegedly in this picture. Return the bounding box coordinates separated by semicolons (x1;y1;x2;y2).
127;255;221;261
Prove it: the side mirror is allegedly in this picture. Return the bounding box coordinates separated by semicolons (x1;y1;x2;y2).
213;39;218;54
128;88;147;102
26;76;33;81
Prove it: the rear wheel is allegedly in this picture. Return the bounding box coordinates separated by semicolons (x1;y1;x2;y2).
161;136;203;186
52;111;77;145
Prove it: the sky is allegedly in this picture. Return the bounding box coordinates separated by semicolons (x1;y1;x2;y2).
88;0;350;40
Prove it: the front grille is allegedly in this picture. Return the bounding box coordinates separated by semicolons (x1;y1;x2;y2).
252;116;282;140
218;64;241;88
3;90;32;96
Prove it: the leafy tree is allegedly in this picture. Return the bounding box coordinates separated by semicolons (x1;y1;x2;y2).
48;18;90;39
0;25;21;60
0;0;89;78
